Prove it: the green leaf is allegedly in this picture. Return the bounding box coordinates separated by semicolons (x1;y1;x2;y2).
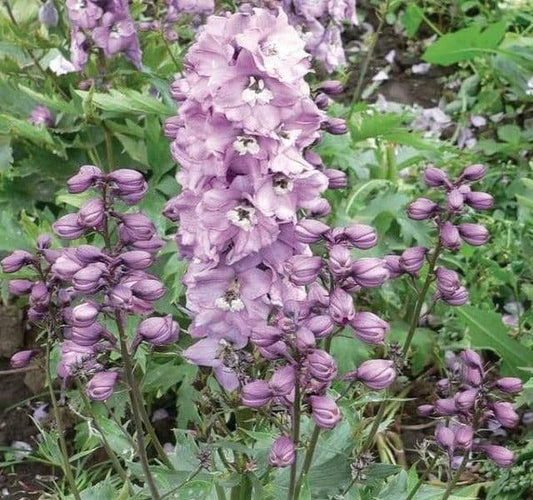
456;306;533;380
402;4;423;37
422;21;508;66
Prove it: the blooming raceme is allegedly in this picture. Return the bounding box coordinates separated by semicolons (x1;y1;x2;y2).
2;165;174;401
419;350;521;468
66;0;142;70
164;7;394;466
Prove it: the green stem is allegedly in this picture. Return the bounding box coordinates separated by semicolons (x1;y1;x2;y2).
103;123;115;173
405;455;439;500
45;335;81;500
442;450;469;500
294;425;320;494
115;312;161;500
361;400;388;453
287;373;301;500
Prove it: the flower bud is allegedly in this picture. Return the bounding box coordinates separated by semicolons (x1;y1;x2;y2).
250;325;282;347
67;302;99;327
434;398;457;415
460;349;483;370
29;106;53;127
460;164;486;182
53;213;85;240
8;279;34;296
131;279;165;301
495;377;523;394
455;389;478;411
329;287;355;325
435;267;461;295
314;93;330;109
295;326;316;352
36;234;52;250
10;350;36;369
303;315;334;339
482;445;514;467
424;166;449;187
344;224;377;249
52;252;83;280
400;247;427;274
129;236;165;254
352;258;388;287
307;198;331;217
67;165;102;194
446;189;464;212
107;169;148;204
86;371;119;401
454;425;474;449
309;396;342;429
39;0;59;27
435;426;455;450
383;255;403;279
268;437;295;467
163;116;181;138
465;191;493;210
78;199;105;228
259;341;288;360
351;312;389;344
492;402;519;428
307;349;337;382
294;219;330;243
1;250;34;273
356;359;395;390
72;265;104;293
108;284;133;309
241;380;272;408
30;283;50;308
441;286;468;306
285;255;322;286
137;315;179;345
66;323;105;346
323;169;347;189
458;223;489;246
328;244;352;277
407;198;439;220
324;117;347;135
440;221;462;251
119;213;156;242
120;251;154;270
318;80;344;95
417;404;434;417
269;366;295;396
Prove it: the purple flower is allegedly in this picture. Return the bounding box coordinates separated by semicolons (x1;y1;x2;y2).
53;213;85;239
66;0;103;29
295;326;316;352
460;164;487;182
424;166;449;187
440;221;462;251
309;395;342;429
120;251;153;270
458;223;489;246
324;117;347;135
303;315;334;339
454;425;473;449
408;198;439;220
495;377;523;394
86;371;119;401
350;312;389;344
351;258;388;288
434;398;457;415
307;349;337;382
10;350;36;369
454;389;477;411
285;255;323;286
417;404;435;417
1;250;34;273
28;106;53;127
446;189;464;212
66;302;99;328
329;287;355;325
78;198;105;228
241;380;273;408
137;315;179;346
492;402;519;428
317;80;344;95
400;247;427;274
67;165;103;194
8;279;34;296
482;445;514;467
268;436;295;467
39;0;59;27
383;255;403;279
269;366;295;396
355;359;395;390
328;244;352;277
324;169;348;189
465;191;493;210
294;219;329;243
435;426;455;450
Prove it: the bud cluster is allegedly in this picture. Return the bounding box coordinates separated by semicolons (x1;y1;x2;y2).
418;350;521;468
2;165;177;401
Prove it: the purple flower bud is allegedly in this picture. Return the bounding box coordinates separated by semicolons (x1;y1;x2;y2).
455;389;478;411
454;425;474;449
129;236;165;254
285;255;322;286
259;341;288;360
328;245;352;278
75;245;105;264
356;359;396;390
120;251;154;270
36;234;52;250
67;165;102;194
352;258;388;288
407;198;439;220
295;326;316;352
137;315;179;345
465;191;493;210
86;371;119;401
314;93;330;109
318;80;344;95
351;312;389;344
66;323;105;346
53;213;85;240
269;366;295;396
303;315;334;339
131;279;165;301
384;255;403;279
424;166;449;187
309;395;342;429
39;0;59;27
307;349;337;382
10;350;36;369
1;250;34;273
435;398;457;415
324;117;347;135
323;169;347;189
241;380;273;408
441;286;468;306
482;445;514;467
30;283;50;308
163;116;181;138
460;164;486;182
492;402;519;428
462;366;483;387
436;378;450;394
495;377;523;394
28;106;53;127
119;213;156;242
8;279;34;296
72;265;104;293
268;436;295;467
304;150;323;168
108;284;133;309
435;426;455;450
400;247;427;274
52;252;83;280
460;349;483;370
435;267;461;295
440;221;462;251
251;325;282;348
446;189;464;212
67;302;99;327
329;287;355;325
417;404;435;416
458;223;489;246
294;219;330;243
107;169;148;204
307;198;331;217
344;224;378;249
78;199;105;228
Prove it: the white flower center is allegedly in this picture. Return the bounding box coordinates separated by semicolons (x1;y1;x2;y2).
226;204;256;231
215;285;245;312
273;174;294;195
241;77;273;106
233;136;260;156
